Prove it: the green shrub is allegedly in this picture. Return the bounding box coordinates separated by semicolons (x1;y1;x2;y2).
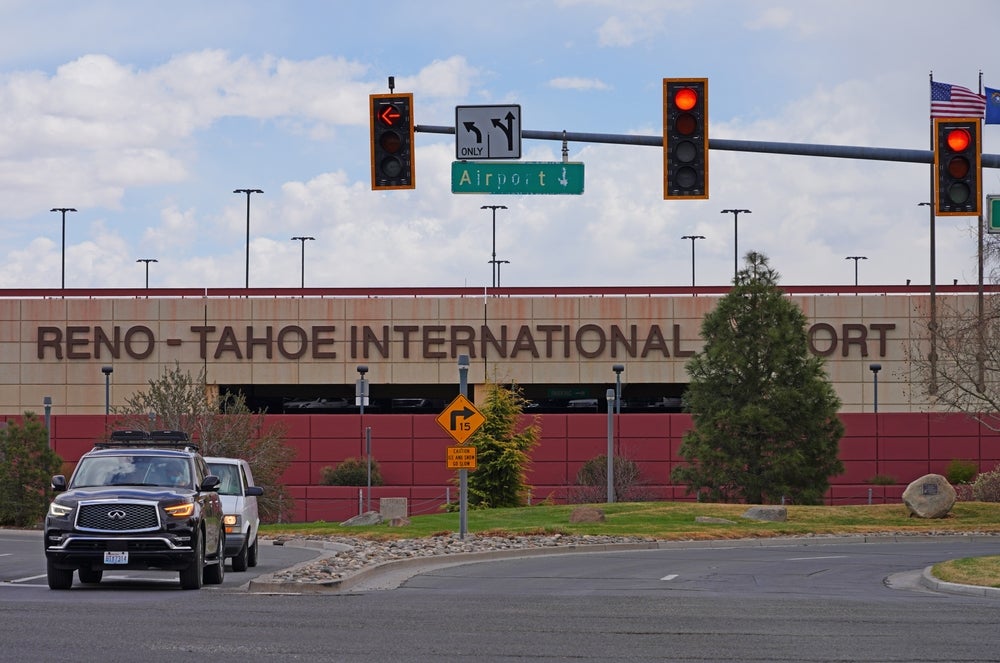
972;466;1000;502
946;459;979;485
0;412;64;528
867;474;896;486
320;457;382;487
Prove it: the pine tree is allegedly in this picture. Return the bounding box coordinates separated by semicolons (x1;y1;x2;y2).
465;382;540;508
0;412;63;527
672;252;844;504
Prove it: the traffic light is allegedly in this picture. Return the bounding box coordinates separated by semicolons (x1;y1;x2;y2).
934;117;981;216
370;93;415;190
663;78;708;200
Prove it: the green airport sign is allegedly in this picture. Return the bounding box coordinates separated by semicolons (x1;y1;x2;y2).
990;195;1000;234
452;161;584;195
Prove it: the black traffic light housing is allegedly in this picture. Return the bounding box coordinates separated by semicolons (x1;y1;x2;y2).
934;117;981;216
370;93;415;190
663;78;708;200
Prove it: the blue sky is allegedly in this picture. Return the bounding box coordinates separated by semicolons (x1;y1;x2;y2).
1;0;999;289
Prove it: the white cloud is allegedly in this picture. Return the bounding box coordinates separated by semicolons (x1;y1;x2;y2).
548;77;611;91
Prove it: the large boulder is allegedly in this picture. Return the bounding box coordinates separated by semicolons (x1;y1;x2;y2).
569;506;606;523
902;474;957;518
741;505;787;522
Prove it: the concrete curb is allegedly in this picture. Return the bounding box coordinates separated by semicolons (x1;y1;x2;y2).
247;534;1000;595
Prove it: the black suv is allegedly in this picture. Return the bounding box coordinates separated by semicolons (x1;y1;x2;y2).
44;430;226;590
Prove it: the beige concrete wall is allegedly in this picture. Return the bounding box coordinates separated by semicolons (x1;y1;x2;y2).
3;292;942;415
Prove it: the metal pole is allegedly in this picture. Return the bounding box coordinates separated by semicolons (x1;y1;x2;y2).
845;256;867;287
291;236;315;288
234;189;263;288
606;388;615;503
101;366;113;415
720;209;751;279
612;365;624;416
43;396;52;450
481;205;506;287
458;354;470;538
51;208;76;289
136;258;158;288
681;235;704;287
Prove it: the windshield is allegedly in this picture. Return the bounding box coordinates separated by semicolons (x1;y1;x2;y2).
207;463;243;496
72;455;192;489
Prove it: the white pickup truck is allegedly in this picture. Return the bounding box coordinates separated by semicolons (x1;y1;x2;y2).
204;457;264;572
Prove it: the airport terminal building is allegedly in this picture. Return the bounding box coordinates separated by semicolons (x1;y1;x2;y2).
4;284;995;519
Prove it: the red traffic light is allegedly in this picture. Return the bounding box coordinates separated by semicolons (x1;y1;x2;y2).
369;93;415;190
673;88;698;111
378;104;402;127
946;128;970;152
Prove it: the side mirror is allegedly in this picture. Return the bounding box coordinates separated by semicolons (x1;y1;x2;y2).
245;485;264;497
51;475;67;492
201;475;221;492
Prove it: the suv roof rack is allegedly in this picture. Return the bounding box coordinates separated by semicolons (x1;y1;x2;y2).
94;429;199;452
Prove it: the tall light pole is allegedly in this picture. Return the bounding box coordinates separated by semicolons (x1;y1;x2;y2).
234;188;263;288
101;365;113;416
606;388;616;503
291;236;315;288
481;205;507;287
50;207;77;289
869;363;881;413
845;256;867;287
136;258;158;288
491;259;510;286
720;209;751;279
612;364;624;416
681;235;705;287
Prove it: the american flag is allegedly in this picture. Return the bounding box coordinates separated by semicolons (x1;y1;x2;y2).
931;81;986;118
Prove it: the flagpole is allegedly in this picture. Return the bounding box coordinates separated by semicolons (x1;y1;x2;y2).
928;71;938;394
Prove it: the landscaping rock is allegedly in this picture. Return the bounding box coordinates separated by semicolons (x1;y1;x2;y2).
569;506;606;523
340;511;383;527
902;474;956;518
741;505;787;522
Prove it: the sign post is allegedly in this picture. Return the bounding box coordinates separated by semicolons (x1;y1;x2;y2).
434;356;486;538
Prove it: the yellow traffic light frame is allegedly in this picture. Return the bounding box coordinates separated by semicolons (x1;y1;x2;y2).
933;117;982;217
370;92;415;191
663;77;709;200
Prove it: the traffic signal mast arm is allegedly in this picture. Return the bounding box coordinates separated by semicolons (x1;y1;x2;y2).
420;124;1000;169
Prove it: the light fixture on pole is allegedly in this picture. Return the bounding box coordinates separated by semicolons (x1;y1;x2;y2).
845;256;867;287
43;396;52;449
291;236;315;288
458;354;471;538
136;258;158;288
489;259;510;286
720;209;751;279
101;366;113;416
234;188;263;288
356;365;371;511
869;363;881;413
681;235;705;287
50;207;77;289
612;364;625;416
481;205;507;287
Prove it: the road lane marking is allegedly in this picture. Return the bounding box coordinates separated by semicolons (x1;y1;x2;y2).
787;555;847;561
661;574;679;581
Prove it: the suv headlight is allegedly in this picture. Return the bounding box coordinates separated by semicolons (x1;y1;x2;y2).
165;501;195;518
48;502;73;518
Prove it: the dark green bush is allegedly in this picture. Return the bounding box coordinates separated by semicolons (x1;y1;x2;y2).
0;412;63;528
946;459;979;485
320;457;382;487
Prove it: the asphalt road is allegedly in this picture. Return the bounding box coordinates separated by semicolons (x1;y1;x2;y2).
3;530;1000;662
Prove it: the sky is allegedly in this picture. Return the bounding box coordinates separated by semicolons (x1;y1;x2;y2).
1;0;999;291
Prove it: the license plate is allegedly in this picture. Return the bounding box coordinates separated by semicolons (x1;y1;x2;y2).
104;551;128;565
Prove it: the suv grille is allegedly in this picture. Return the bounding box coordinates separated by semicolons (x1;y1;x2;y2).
77;501;161;532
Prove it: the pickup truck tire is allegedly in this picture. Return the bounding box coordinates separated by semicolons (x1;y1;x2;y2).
231;536;249;572
47;559;74;590
248;536;259;567
179;533;204;590
78;567;103;584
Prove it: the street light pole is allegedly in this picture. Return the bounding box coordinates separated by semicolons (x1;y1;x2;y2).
50;208;77;289
493;259;510;286
291;236;315;288
234;189;263;288
136;258;158;288
681;235;705;287
720;209;751;279
101;366;113;416
481;205;507;287
845;256;867;287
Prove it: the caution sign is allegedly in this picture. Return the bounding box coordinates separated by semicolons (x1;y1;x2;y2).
435;394;486;444
446;445;477;470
